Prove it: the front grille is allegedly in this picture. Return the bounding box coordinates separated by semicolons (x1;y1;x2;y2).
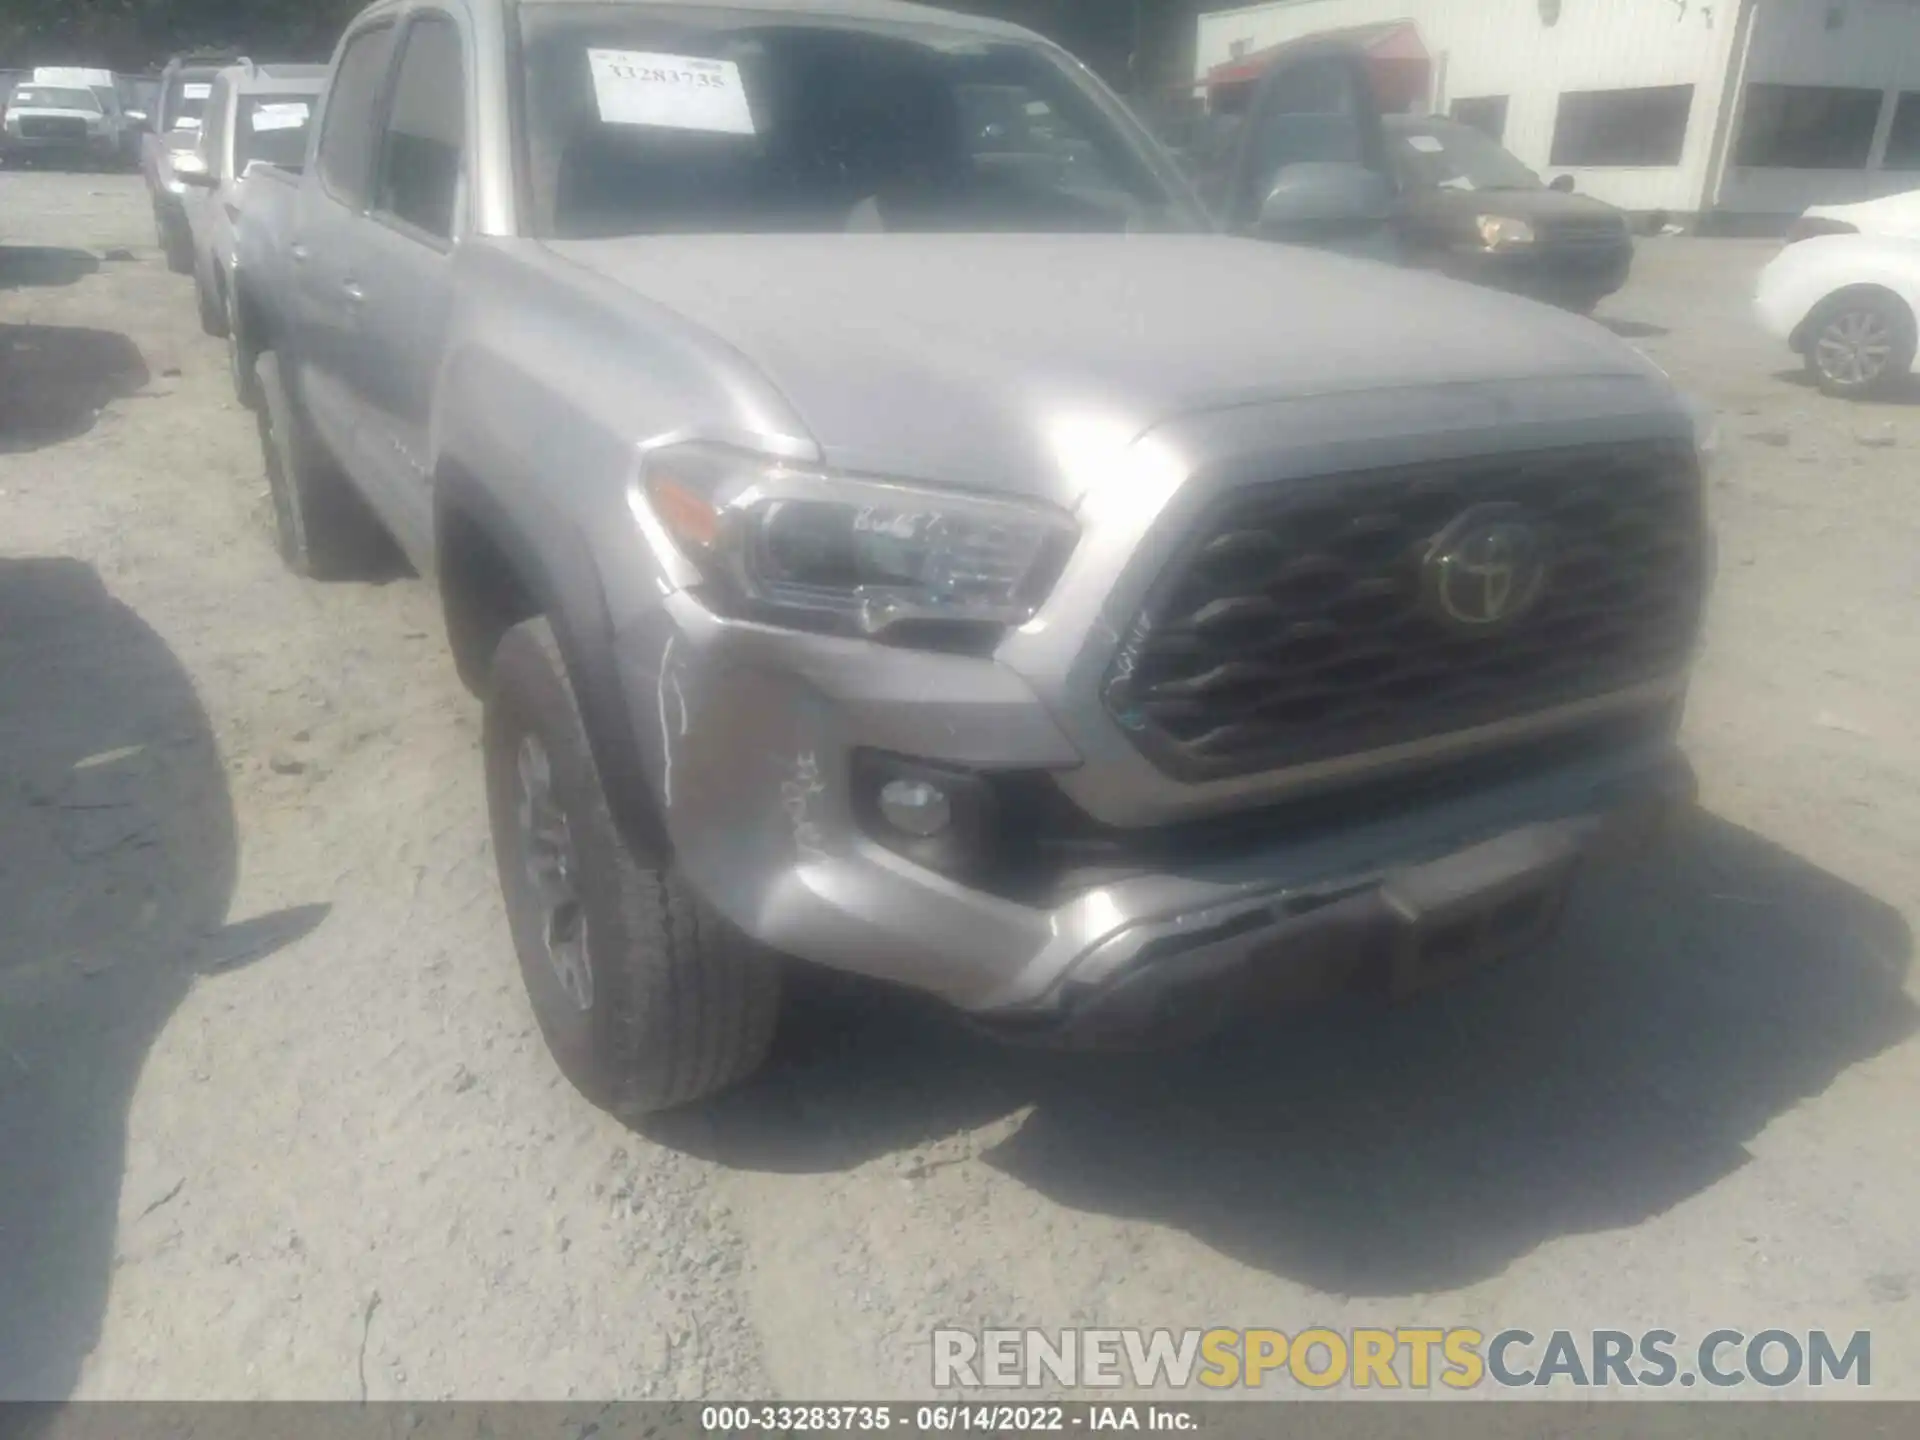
1103;441;1705;781
18;116;90;141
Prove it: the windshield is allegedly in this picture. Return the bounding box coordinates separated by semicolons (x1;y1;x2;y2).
236;94;317;171
1389;118;1541;192
11;86;101;112
519;4;1201;239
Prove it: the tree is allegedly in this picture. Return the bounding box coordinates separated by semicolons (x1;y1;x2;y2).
2;0;361;72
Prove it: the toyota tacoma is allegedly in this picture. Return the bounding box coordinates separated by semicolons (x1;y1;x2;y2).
232;0;1713;1113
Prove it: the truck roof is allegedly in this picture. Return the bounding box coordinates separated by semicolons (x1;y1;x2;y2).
511;0;1035;43
218;61;329;95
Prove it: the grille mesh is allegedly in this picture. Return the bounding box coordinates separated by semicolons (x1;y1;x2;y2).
1102;442;1705;781
18;117;90;141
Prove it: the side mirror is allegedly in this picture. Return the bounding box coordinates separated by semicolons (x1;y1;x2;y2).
1257;161;1396;230
1549;174;1576;194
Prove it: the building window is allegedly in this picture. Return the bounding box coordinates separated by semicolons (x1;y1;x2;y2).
1886;92;1920;168
1736;84;1881;168
1550;85;1693;166
1451;95;1509;141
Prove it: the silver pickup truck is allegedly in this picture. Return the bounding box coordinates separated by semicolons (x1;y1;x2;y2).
233;0;1713;1115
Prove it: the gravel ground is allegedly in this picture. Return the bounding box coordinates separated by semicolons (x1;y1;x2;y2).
3;171;1918;1404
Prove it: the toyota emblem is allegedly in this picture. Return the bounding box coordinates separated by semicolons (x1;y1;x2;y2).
1423;506;1550;630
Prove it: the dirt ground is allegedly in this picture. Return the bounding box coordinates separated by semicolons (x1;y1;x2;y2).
3;170;1918;1404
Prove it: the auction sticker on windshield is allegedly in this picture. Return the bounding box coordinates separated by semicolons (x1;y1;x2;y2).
252;102;310;132
588;49;755;134
184;82;212;99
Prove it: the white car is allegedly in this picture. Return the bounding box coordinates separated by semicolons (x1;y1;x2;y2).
1756;232;1920;398
1788;188;1920;244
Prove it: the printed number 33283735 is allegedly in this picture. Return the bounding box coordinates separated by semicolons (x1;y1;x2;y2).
604;62;725;88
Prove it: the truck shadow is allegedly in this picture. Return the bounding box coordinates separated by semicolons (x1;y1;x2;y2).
0;323;148;454
0;557;326;1399
663;808;1914;1296
0;246;101;292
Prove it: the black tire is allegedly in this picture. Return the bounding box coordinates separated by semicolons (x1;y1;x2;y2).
252;350;393;579
226;271;261;409
158;208;193;275
228;316;258;409
483;617;782;1115
195;262;228;338
1803;288;1918;399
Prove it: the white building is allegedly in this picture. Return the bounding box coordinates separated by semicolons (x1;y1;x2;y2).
1195;0;1920;225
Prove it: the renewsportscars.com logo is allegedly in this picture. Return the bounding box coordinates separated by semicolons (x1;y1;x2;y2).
932;1327;1873;1392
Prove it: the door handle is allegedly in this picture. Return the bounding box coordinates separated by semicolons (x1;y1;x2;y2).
289;241;310;263
341;280;366;305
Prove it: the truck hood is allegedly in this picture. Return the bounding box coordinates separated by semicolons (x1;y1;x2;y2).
544;233;1664;499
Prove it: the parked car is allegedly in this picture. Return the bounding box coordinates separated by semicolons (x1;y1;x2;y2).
1185;41;1633;310
1;80;124;170
1785;188;1920;245
1756;231;1920;397
1383;114;1634;313
177;62;325;374
143;53;240;273
236;0;1711;1113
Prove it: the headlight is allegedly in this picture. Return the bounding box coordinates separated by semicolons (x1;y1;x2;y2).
1477;214;1536;251
635;441;1077;638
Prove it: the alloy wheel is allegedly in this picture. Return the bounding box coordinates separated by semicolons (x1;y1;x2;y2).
514;733;593;1011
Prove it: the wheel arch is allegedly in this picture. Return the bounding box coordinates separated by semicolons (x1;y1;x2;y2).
1790;282;1916;355
435;461;671;859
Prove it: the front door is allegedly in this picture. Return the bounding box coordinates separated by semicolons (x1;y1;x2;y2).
347;10;469;570
290;20;399;514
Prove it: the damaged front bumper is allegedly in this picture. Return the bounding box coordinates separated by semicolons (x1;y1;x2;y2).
613;591;1694;1041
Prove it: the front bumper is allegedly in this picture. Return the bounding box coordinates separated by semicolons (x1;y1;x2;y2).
1002;773;1684;1046
614;588;1692;1027
1441;243;1634;306
2;132;116;158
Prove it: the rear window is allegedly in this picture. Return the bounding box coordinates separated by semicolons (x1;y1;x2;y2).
11;86;100;112
236;94;317;171
518;3;1196;239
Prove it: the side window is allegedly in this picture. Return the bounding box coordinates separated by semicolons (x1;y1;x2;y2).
373;16;466;240
317;23;397;205
1451;95;1509;143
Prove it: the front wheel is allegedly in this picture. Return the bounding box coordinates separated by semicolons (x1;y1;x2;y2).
1805;289;1917;399
195;262;228;338
483;618;782;1115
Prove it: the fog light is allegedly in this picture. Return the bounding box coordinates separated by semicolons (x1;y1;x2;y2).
878;779;952;838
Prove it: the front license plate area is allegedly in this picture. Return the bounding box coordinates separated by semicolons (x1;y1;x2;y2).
1379;826;1584;999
